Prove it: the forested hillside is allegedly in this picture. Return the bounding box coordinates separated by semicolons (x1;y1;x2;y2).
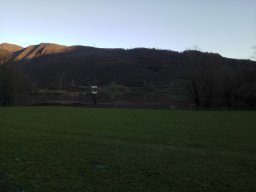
1;43;256;108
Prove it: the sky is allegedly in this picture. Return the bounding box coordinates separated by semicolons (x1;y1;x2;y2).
1;0;256;60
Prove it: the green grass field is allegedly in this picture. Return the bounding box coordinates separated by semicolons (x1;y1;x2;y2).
0;107;255;192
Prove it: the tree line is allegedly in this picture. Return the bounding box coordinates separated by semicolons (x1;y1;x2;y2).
183;51;256;108
0;50;30;106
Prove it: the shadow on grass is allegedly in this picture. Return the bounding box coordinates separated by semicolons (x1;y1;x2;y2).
0;170;22;192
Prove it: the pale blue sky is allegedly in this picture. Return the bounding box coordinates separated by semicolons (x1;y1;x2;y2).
1;0;256;60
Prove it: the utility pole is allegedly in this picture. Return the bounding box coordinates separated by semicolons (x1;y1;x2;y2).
59;77;62;92
59;77;62;102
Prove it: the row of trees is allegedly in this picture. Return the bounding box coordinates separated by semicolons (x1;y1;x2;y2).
0;50;29;106
184;51;256;108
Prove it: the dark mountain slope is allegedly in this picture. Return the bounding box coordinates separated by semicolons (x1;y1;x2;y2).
10;45;185;87
5;43;256;90
1;43;256;107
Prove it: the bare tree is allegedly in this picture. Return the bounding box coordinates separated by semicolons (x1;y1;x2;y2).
0;50;30;106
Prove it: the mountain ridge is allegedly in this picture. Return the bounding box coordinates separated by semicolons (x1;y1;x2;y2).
2;42;255;62
1;42;253;87
0;43;23;52
8;43;68;61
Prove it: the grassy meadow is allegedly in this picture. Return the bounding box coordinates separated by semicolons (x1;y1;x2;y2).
0;107;255;192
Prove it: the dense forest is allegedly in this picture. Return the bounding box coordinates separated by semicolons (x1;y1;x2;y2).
0;43;256;108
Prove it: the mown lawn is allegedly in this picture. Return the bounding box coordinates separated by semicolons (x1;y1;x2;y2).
0;107;255;192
